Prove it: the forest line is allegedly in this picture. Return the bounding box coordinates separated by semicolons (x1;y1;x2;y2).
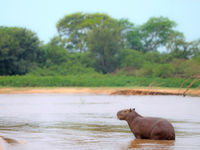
0;12;200;81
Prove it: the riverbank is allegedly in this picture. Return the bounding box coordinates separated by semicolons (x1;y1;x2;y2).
0;87;199;96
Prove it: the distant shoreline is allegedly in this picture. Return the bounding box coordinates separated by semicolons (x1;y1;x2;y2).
0;87;199;96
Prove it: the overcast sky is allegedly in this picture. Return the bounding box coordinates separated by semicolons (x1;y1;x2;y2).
1;0;200;43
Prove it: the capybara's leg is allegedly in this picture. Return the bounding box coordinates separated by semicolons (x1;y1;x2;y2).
150;127;163;140
134;134;142;139
150;126;175;140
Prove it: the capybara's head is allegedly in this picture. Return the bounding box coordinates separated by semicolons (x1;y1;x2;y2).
117;108;135;120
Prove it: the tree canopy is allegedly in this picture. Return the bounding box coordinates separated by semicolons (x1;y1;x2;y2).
0;26;40;75
87;24;123;73
0;13;200;78
56;12;118;52
126;17;177;52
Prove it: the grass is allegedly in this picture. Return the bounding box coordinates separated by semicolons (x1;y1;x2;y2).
0;75;199;88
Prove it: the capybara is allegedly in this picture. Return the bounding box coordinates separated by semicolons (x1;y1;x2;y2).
117;108;175;140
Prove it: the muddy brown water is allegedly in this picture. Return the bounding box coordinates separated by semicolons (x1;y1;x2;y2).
0;94;199;150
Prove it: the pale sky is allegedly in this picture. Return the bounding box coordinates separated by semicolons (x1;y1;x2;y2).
1;0;200;43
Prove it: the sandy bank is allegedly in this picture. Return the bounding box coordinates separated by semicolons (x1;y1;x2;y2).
0;87;199;96
0;87;116;95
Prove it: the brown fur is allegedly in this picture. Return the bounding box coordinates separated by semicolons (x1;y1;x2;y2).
117;109;175;140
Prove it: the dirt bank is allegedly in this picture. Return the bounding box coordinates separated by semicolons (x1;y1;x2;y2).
0;87;199;96
111;88;200;96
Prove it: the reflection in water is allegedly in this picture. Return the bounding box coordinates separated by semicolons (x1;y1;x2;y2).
0;94;199;150
129;139;174;150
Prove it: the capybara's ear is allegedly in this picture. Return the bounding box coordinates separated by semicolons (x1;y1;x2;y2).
129;108;132;112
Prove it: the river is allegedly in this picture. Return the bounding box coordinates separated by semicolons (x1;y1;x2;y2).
0;94;199;150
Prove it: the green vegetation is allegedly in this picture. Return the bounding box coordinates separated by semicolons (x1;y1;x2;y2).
0;12;200;88
0;27;40;75
0;75;199;88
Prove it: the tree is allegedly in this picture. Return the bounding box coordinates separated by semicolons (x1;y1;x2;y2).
31;43;98;76
48;36;66;48
39;44;69;67
166;32;199;59
144;51;163;63
56;12;118;52
125;27;144;52
190;39;200;57
118;49;146;69
87;24;123;73
140;17;176;52
0;26;40;75
126;17;176;52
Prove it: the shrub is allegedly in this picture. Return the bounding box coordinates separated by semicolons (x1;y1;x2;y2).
152;64;175;78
